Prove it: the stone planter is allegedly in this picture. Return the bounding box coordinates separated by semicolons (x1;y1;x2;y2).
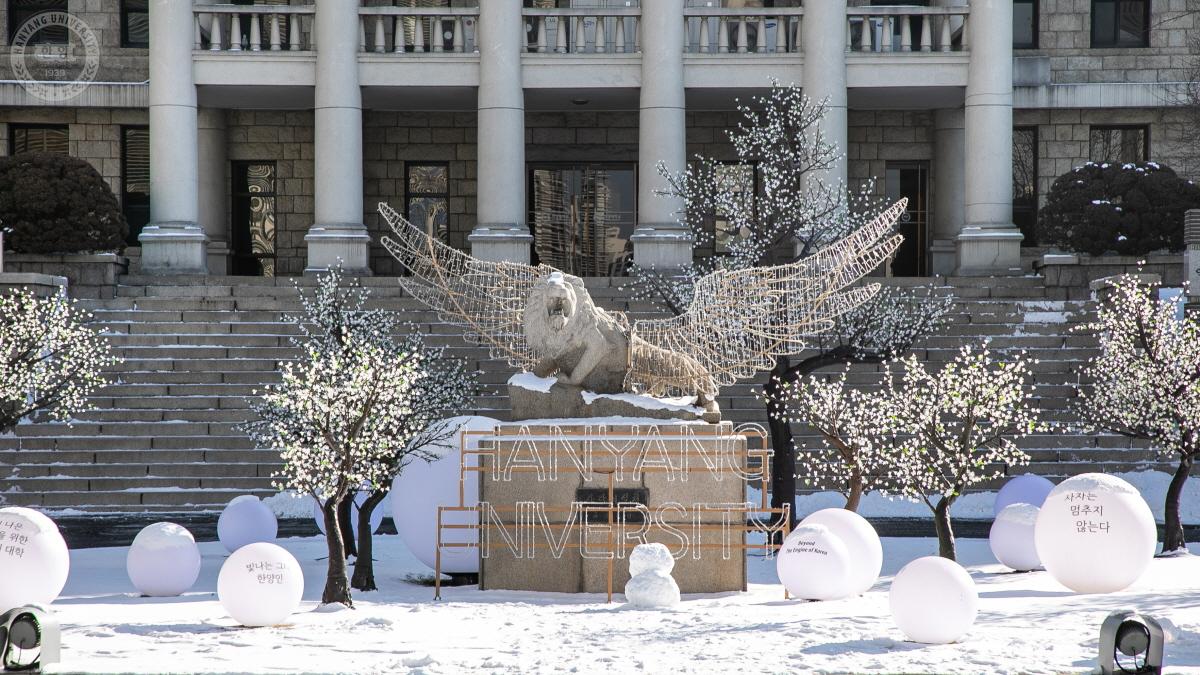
1039;253;1183;299
2;252;128;299
0;272;67;298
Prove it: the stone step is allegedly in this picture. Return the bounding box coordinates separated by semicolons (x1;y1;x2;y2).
11;487;278;509
8;461;276;479
0;447;270;464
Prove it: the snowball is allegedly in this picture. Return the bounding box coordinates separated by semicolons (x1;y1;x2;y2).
800;508;882;594
126;522;202;597
890;556;978;644
989;503;1042;572
628;542;675;577
776;524;855;601
993;474;1055;516
217;542;304;627
1034;473;1155;594
217;495;278;553
311;490;386;539
624;570;680;609
0;507;69;612
394;416;499;574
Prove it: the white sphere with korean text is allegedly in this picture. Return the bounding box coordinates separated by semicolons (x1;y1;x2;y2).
217;542;304;627
1034;473;1156;593
890;556;978;644
0;507;69;612
126;522;202;597
217;495;278;553
800;508;883;594
989;503;1042;572
775;523;855;601
393;416;500;574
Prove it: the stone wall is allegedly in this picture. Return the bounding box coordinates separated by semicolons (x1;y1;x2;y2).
0;0;148;83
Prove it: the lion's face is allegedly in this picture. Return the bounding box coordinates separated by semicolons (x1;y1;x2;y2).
541;271;577;332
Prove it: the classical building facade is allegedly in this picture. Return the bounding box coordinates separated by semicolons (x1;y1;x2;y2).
0;0;1194;278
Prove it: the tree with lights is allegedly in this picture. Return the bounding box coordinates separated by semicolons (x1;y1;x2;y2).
1074;274;1200;554
632;81;948;530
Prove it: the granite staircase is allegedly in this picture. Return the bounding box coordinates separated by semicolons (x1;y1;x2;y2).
0;274;1167;514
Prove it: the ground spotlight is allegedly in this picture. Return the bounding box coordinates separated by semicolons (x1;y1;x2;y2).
0;606;59;672
1099;610;1164;675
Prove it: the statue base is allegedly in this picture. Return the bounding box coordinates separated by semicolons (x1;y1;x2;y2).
508;373;719;423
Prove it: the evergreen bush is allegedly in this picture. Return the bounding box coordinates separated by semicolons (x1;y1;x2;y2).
0;152;127;254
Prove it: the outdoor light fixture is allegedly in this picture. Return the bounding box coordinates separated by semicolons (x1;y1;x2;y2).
0;606;59;672
1098;610;1164;675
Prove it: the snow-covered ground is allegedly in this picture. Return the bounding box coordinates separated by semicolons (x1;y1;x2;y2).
47;533;1200;674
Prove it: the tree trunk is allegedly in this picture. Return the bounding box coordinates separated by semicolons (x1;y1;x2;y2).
337;494;357;558
845;468;863;512
933;495;958;561
351;489;388;591
321;498;354;607
1162;454;1193;554
764;356;797;542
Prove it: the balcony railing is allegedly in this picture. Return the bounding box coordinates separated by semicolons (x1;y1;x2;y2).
358;7;478;55
683;8;803;54
846;7;968;54
522;8;641;55
194;5;315;52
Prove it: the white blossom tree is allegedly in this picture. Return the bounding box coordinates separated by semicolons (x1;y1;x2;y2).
0;288;118;433
1074;274;1200;554
631;81;948;530
879;345;1042;560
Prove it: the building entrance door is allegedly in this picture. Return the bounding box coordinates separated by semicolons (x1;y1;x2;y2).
885;161;929;277
528;163;636;276
231;161;277;277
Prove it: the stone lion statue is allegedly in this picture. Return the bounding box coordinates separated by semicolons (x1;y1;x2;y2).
378;201;905;413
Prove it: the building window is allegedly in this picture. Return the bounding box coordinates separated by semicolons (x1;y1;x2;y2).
121;126;150;246
406;163;449;242
121;0;149;48
1091;0;1149;48
528;163;636;277
231;162;277;277
7;0;67;44
1012;127;1038;246
1089;125;1149;163
709;163;756;255
9;124;68;155
1014;0;1038;49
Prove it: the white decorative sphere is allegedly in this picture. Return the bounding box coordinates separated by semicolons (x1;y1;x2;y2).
217;495;278;553
776;524;855;601
624;570;680;609
0;507;69;612
394;416;499;574
994;474;1056;516
628;542;675;577
126;522;202;597
890;556;978;644
311;491;386;538
989;503;1042;572
800;508;883;594
217;542;304;627
1034;473;1156;594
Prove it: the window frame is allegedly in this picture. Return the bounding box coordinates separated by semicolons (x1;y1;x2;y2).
404;161;451;242
120;0;149;48
7;0;69;45
120;125;150;246
8;123;69;155
1090;0;1150;48
1012;126;1039;247
1013;0;1039;49
1088;124;1150;163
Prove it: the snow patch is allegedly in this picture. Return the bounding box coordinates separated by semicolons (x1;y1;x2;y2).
262;491;313;519
581;390;703;414
508;372;557;393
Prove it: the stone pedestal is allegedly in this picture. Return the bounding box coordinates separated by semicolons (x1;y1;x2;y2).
477;421;750;595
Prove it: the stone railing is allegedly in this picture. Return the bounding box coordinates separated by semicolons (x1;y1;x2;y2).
358;7;478;54
683;8;803;54
845;6;969;54
522;8;641;54
193;4;316;52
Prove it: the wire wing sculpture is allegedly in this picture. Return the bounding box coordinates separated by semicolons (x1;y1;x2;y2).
379;199;905;401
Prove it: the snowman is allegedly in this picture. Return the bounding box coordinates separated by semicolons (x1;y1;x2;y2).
623;543;680;609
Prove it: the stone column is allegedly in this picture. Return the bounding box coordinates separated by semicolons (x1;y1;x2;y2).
931;108;965;276
197;108;230;275
469;0;532;263
957;0;1022;275
630;0;690;269
140;0;207;275
802;0;848;191
306;0;370;274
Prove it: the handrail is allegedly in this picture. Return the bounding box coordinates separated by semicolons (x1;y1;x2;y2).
683;8;804;17
197;4;314;16
358;7;479;17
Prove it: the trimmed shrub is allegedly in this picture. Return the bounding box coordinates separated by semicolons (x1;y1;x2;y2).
1037;161;1200;256
0;152;127;254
